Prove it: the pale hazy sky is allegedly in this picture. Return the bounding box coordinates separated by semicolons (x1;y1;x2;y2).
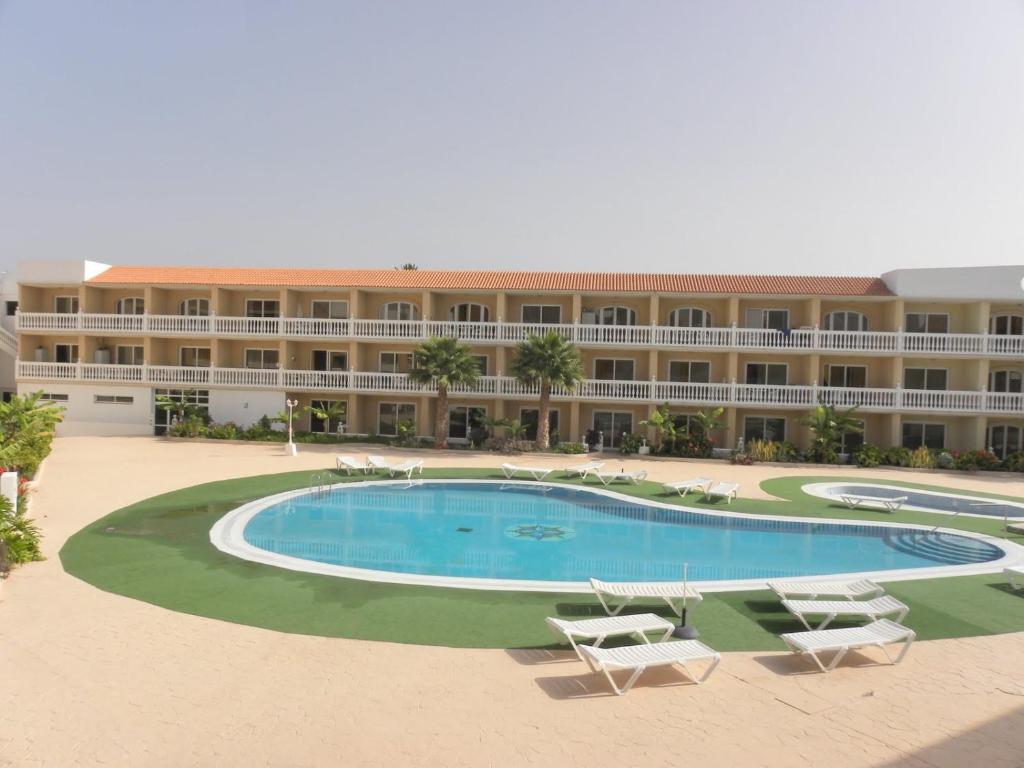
1;1;1023;276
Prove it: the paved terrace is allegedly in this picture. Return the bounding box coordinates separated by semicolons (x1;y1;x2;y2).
1;437;1023;767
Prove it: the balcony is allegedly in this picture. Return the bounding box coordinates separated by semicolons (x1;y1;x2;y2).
16;361;1024;415
16;311;1024;357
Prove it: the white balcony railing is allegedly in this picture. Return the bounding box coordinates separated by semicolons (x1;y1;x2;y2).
17;311;1024;357
15;360;1024;415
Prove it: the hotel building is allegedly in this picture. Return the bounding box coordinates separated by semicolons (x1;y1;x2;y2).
9;261;1024;458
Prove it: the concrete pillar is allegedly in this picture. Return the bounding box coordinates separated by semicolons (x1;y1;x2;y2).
348;394;362;434
725;407;738;450
885;299;905;331
571;294;583;323
349;289;362;319
495;292;507;322
349;341;362;371
726;297;740;327
974;301;991;334
569;401;581;442
886;412;902;448
281;289;299;317
804;297;821;328
648;294;660;326
648;348;659;384
494;346;506;374
806;354;820;387
726;352;739;382
421;290;434;321
210;287;227;316
417;396;432;437
971;415;988;452
975;358;990;391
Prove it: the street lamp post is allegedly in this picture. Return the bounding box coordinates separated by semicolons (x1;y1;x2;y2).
285;398;298;456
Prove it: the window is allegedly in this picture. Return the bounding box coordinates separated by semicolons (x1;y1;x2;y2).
378;302;419;321
39;393;69;402
179;347;211;367
990;314;1024;336
988;425;1023;460
6;301;18;316
245;299;280;318
744;416;786;443
592;411;634;448
594;359;635;381
905;313;948;334
449;303;490;322
54;296;79;314
448;406;486;440
824;365;867;388
311;300;348;319
745;363;787;385
904;368;947;390
666;307;711;327
54;343;79;363
244;349;279;369
472;355;488;375
179;298;210;316
312;350;347;371
902;422;945;450
378;402;416;436
520;408;560;443
116;345;144;366
309;399;347;433
823;311;868;331
838;420;865;453
95;395;134;405
380;351;414;374
115;297;145;315
989;370;1023;393
592;306;636;326
668;361;711;383
522;305;561;324
744;308;789;330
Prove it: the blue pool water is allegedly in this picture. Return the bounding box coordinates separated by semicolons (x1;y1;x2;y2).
826;485;1024;519
241;482;1004;583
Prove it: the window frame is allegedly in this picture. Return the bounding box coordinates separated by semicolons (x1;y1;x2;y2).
989;369;1023;393
448;302;491;323
744;308;790;330
823;364;868;388
989;314;1024;336
743;415;787;443
593;358;636;381
311;349;348;371
378;301;420;321
243;348;280;369
904;312;949;334
179;298;210;316
115;297;146;315
53;342;79;363
822;310;868;332
987;424;1023;460
244;299;280;318
591;410;635;448
521;304;562;324
592;306;637;326
309;398;347;434
54;295;79;314
519;407;561;442
447;405;487;440
379;351;415;374
901;421;946;450
179;346;212;367
903;367;948;391
667;360;711;383
310;299;349;320
744;361;788;386
94;394;134;405
377;402;416;436
666;307;711;328
115;344;144;366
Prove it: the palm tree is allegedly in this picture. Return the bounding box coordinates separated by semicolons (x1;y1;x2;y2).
801;404;862;463
640;403;677;453
305;401;348;433
690;406;725;438
408;336;480;449
510;332;584;450
154;389;205;426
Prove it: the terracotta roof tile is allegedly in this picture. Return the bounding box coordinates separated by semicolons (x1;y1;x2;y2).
86;266;892;296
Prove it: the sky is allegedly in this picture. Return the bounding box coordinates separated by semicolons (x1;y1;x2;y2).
1;1;1023;277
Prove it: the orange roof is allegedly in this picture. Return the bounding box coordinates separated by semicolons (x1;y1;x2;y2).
86;266;892;296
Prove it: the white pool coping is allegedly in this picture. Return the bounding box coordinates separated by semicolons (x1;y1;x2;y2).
209;478;1024;594
802;481;1024;519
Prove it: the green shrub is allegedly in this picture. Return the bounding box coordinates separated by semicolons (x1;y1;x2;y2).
747;439;778;462
853;444;883;468
883;446;912;467
169;417;206;438
1002;452;1024;473
776;441;802;463
391;419;417;448
551;441;587;454
909;446;935;469
205;422;240;440
617;433;644;455
0;490;41;568
953;449;1001;472
729;450;753;465
936;451;956;469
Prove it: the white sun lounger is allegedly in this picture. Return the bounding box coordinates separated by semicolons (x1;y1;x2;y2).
782;595;910;631
545;613;675;660
500;463;554;481
780;619;916;672
662;477;713;496
1006;567;1024;590
336;455;372;475
840;494;908;512
769;579;885;601
595;470;648;486
366;455;394;471
387;459;424;480
704;481;739;503
577;639;721;695
563;461;604;479
590;578;703;617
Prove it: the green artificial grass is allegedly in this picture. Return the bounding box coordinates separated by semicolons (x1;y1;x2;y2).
59;468;1024;649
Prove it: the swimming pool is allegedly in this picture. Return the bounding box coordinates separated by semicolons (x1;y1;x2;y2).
210;480;1017;591
802;482;1024;519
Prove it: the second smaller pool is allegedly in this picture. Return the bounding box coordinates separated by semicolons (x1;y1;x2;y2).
802;482;1024;519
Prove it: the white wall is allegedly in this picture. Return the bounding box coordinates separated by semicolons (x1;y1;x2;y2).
882;266;1024;301
208;389;285;427
16;259;111;286
18;382;153;436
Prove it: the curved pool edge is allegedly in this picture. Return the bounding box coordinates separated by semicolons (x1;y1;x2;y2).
801;481;1024;519
209;479;1024;594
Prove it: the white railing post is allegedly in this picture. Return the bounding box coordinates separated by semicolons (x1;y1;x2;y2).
895;382;903;410
811;377;819;404
812;324;820;351
141;361;149;385
896;325;904;354
496;370;503;396
729;377;737;405
729;322;737;349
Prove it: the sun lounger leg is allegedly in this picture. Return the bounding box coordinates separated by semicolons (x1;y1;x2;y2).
815;612;838;631
608;665;647;695
664;597;684;617
594;591;630;616
825;647;850;671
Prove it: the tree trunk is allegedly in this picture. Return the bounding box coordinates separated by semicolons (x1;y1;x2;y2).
434;386;449;449
536;380;551;450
